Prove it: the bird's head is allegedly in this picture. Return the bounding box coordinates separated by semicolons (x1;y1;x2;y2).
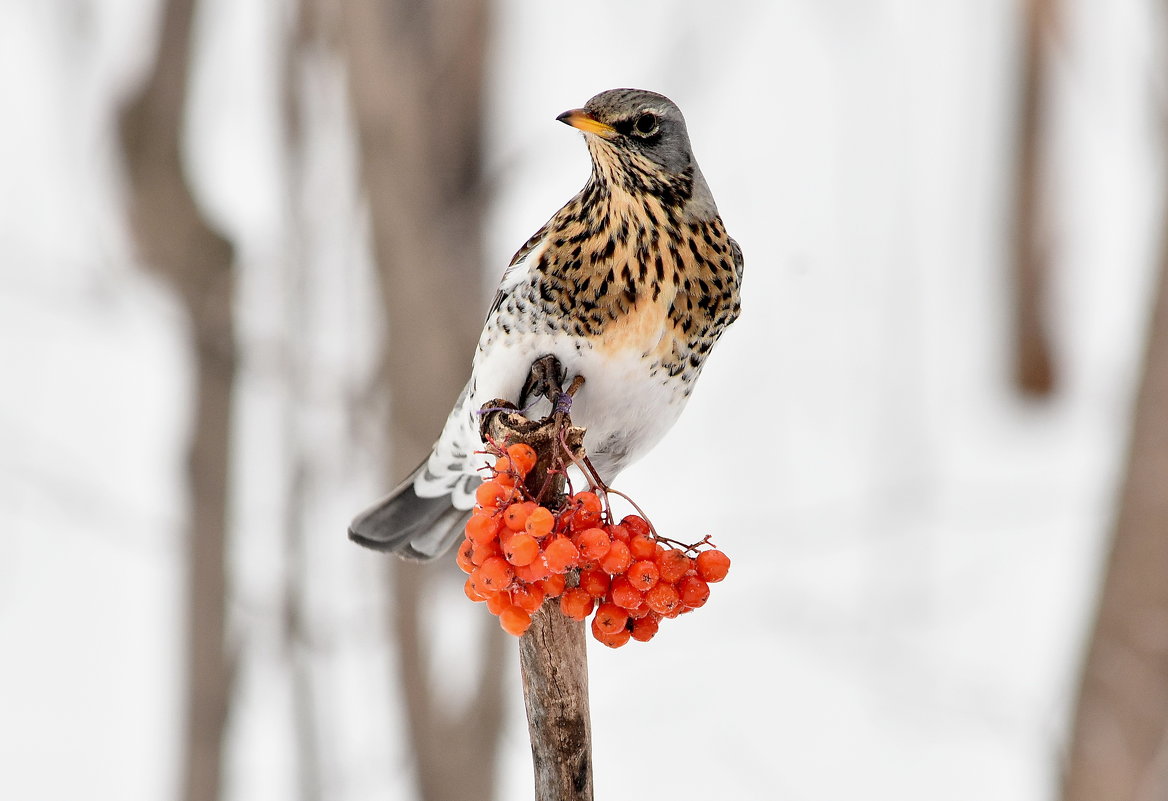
557;88;716;218
557;88;696;179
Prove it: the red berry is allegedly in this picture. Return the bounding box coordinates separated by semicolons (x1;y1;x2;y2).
476;556;513;592
543;537;580;573
499;605;532;636
656;548;692;583
475;481;512;509
645;582;680;615
610;576;645;610
511;583;545;614
574;491;603;515
696;549;731;582
485;590;511;616
593;603;629;635
465;512;502;546
606;523;630;543
627;601;652;619
456;539;476;574
503;533;540;566
568;491;603;531
492;455;517;480
559;588;594;621
626;559;660;591
579;569;611;599
630;614;660;642
504;501;536;532
507;443;538;476
677;575;710;608
464;577;488;603
591;616;632;648
469;538;502;567
621;515;652;538
600;540;632;575
629;534;657;561
525;506;555;538
575;527;612;561
514;556;551;584
539;573;567;598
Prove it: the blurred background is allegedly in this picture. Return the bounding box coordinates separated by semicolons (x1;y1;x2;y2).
3;0;1167;799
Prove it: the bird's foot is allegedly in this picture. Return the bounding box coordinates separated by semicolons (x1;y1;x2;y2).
519;354;566;408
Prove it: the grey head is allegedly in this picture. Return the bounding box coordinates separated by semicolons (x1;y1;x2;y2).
557;88;716;217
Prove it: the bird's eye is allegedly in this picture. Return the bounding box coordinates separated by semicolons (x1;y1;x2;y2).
634;113;658;135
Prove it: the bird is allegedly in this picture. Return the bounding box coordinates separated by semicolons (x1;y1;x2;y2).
349;88;743;560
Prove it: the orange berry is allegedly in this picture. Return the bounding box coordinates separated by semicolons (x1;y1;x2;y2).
645;582;680;615
627;601;652;619
626;560;660;591
456;539;476;574
514;556;551;583
656;548;692;583
469;538;502;567
606;523;630;543
543;537;580;573
486;590;511;616
559;588;594;621
696;549;731;582
630;614;660;642
610;576;645;610
507;443;538;476
464;577;488;602
465;512;502;546
591;616;631;648
503;532;540;566
499;605;532;636
593;602;629;635
539;573;567;598
493;455;514;476
599;540;632;575
504;501;536;532
468;569;496;599
677;575;710;608
511;583;545;614
477;556;514;592
525;506;555;538
574;491;603;515
567;492;603;532
475;481;512;509
579;569;611;599
629;534;657;562
621;515;652;538
575;527;611;560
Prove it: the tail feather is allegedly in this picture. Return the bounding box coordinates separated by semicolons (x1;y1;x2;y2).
348;468;470;561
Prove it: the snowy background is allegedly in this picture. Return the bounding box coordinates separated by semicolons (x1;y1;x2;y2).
2;0;1165;799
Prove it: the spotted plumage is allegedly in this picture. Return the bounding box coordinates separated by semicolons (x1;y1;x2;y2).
350;88;743;560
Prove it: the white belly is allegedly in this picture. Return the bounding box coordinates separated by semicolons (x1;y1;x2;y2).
470;333;688;480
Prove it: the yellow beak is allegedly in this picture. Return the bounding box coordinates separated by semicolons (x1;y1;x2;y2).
556;108;617;138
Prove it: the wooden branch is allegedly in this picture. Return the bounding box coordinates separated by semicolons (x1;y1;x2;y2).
479;363;594;801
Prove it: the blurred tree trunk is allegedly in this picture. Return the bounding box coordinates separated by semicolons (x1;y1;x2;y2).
337;2;507;800
1010;0;1058;396
116;1;236;801
279;4;325;801
1059;172;1168;799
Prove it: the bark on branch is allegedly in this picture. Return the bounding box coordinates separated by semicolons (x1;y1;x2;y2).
479;358;594;801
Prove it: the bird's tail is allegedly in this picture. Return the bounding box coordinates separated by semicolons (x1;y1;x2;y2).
348;466;470;561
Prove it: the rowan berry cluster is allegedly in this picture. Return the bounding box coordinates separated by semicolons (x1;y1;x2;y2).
458;442;730;647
